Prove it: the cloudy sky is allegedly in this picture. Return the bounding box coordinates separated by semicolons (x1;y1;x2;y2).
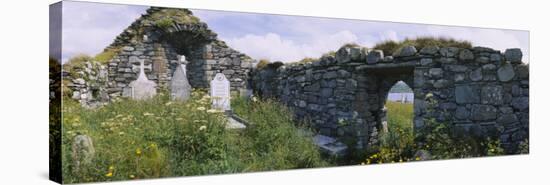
59;1;529;63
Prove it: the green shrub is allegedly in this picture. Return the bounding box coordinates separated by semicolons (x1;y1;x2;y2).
373;36;472;55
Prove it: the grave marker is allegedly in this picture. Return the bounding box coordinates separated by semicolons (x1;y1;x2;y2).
210;73;230;111
128;56;157;100
170;55;191;101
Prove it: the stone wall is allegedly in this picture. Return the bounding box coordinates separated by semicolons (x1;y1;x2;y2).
64;61;110;108
252;45;529;153
106;7;254;100
66;7;254;105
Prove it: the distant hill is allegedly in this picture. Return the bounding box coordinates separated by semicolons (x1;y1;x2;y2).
389;81;413;93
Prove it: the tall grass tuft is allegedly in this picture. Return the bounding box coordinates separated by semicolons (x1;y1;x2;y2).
373;36;472;55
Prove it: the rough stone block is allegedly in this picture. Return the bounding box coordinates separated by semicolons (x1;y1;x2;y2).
481;85;503;105
455;85;480;104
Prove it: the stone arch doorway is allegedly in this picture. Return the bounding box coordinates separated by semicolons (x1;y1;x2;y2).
354;65;416;148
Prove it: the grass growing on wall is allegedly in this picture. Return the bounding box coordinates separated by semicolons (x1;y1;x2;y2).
373;36;472;56
61;90;327;183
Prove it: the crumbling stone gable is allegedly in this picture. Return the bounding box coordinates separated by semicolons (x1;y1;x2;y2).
104;7;253;100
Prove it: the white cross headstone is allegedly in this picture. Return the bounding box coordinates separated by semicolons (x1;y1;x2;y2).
170;55;191;101
128;56;157;100
210;73;231;111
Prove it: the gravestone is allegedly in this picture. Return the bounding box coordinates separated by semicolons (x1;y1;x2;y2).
170;55;191;101
128;56;157;100
71;135;95;174
210;73;231;111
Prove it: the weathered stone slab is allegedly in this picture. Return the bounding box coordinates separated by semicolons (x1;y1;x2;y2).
455;85;480;104
471;105;497;121
72;135;95;173
367;50;384;64
210;73;231;111
498;62;515;82
313;134;348;157
128;56;157;100
170;64;191;101
504;48;523;63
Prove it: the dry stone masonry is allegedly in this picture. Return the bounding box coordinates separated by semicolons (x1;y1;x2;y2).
66;7;254;106
252;45;529;154
62;7;529;155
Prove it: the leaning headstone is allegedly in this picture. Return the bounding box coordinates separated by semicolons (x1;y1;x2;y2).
210;73;231;111
71;135;95;174
170;56;191;101
128;56;157;100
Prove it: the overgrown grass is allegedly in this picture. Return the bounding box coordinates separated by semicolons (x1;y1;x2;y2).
62;54;92;78
94;48;120;64
373;36;472;56
61;90;327;183
232;97;328;170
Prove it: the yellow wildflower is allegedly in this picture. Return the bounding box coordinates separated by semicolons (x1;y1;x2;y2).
109;166;115;171
105;172;113;177
129;174;135;179
136;148;142;156
415;157;421;161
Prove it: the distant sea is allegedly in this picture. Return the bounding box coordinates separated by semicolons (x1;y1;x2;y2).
387;93;414;103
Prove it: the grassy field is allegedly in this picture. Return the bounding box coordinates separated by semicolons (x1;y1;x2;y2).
60;90;327;183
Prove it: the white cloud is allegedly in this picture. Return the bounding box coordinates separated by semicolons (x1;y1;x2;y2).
426;26;529;63
379;30;399;41
224;30;361;62
61;2;147;63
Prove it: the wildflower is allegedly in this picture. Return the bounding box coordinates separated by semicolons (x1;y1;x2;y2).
150;143;157;148
199;125;207;131
415;157;421;161
129;174;135;179
207;109;222;113
251;96;258;102
105;172;113;177
136;148;142;156
197;107;206;111
425;93;434;99
109;166;115;171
